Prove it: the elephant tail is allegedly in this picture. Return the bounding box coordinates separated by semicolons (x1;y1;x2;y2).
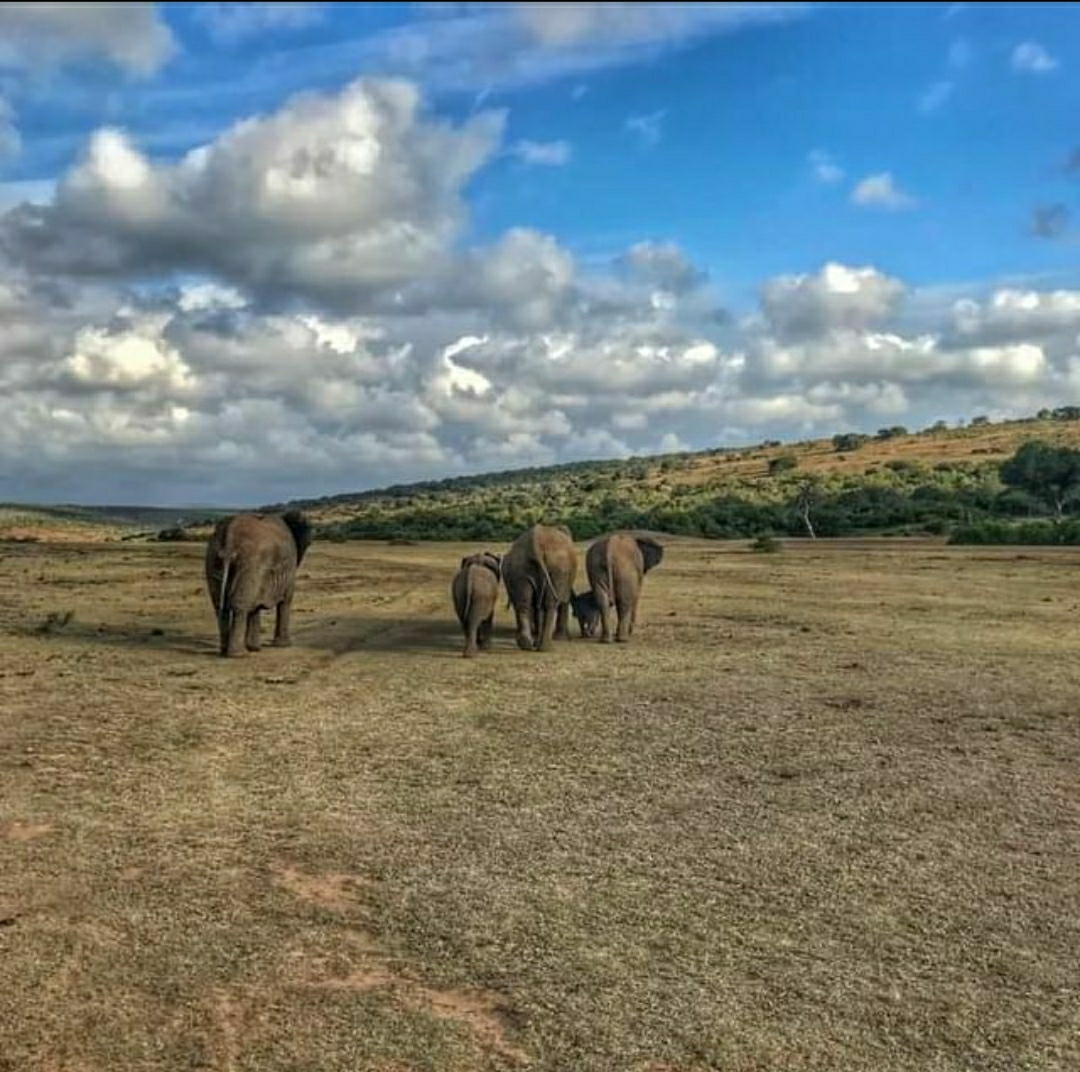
217;555;233;628
530;527;559;605
462;567;474;626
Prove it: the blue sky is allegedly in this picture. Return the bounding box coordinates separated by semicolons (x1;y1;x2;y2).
1;2;1079;505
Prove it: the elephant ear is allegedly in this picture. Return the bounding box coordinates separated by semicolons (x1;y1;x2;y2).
637;536;664;573
482;552;502;580
460;556;473;570
282;511;313;565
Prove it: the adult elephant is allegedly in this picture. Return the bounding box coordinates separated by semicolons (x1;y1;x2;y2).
502;523;577;652
205;511;312;658
585;532;664;644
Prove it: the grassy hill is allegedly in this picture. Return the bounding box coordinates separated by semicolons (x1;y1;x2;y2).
6;411;1080;543
263;412;1080;543
0;504;229;543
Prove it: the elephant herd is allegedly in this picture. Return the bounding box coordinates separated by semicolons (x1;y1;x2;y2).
452;524;665;658
204;514;664;660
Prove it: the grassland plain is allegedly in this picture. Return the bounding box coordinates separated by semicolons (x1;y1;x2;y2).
1;536;1079;1071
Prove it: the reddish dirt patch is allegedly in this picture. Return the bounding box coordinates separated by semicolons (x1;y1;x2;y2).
1;821;54;841
271;864;371;913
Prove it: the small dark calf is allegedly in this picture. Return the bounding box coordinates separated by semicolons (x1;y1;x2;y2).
570;589;602;638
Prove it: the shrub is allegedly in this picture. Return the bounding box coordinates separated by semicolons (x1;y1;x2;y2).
768;453;798;475
948;519;1080;545
750;533;781;553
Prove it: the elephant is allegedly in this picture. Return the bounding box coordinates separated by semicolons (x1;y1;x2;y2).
501;524;577;652
585;532;664;644
204;510;312;658
570;589;602;638
452;552;502;658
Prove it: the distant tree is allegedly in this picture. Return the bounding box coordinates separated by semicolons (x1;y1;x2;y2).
832;433;870;452
793;478;819;539
931;419;949;432
1037;408;1052;421
971;415;990;427
1052;406;1080;422
768;453;798;475
1000;441;1080;520
876;425;909;440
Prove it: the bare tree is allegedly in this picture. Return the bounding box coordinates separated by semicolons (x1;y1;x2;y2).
795;478;818;539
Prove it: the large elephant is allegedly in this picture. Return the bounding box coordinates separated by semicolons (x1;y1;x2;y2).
204;511;313;658
452;551;502;658
502;524;577;652
585;532;664;644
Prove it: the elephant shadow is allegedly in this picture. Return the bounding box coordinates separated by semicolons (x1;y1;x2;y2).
292;613;524;658
30;619;220;657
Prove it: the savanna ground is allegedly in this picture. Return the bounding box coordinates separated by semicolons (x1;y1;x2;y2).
1;536;1078;1072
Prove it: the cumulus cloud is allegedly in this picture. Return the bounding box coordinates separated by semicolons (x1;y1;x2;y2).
1011;41;1058;74
0;2;174;76
808;149;843;184
195;3;328;44
760;263;905;340
851;172;918;211
948;288;1080;346
2;78;506;307
619;241;706;295
510;138;572;166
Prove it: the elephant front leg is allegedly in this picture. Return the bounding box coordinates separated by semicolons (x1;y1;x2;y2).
245;609;262;652
224;609;248;658
273;591;294;647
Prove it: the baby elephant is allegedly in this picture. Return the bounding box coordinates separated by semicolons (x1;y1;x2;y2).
452;552;502;658
570;589;602;638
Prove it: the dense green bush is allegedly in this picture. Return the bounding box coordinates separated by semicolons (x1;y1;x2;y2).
948;520;1080;545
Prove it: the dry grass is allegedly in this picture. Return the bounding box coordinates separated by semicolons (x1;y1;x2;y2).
2;536;1079;1071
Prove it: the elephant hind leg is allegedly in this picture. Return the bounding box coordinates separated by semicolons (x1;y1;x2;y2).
478;616;494;650
615;589;635;643
535;597;557;652
273;591;294;647
596;586;615;644
245;609;262;652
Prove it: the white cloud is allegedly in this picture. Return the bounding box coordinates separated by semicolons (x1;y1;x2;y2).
510;138;572;166
949;288;1080;346
4;78;506;306
350;1;811;95
851;172;918;211
808;149;844;184
919;80;953;114
0;2;174;76
619;241;705;294
625;109;666;148
195;3;328;44
1011;41;1058;74
761;263;905;339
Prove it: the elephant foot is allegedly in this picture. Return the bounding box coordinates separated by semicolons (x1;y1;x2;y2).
600;634;614;644
272;637;292;648
224;648;247;659
463;648;477;659
615;635;630;644
535;639;553;653
515;634;534;652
